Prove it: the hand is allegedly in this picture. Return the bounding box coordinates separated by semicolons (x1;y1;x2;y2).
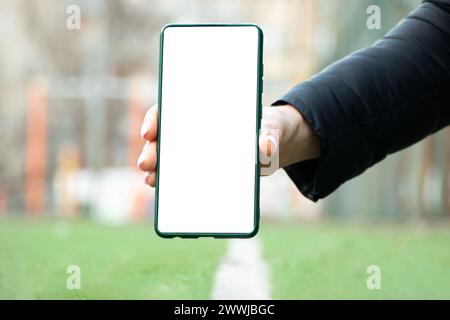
259;104;320;173
138;104;320;187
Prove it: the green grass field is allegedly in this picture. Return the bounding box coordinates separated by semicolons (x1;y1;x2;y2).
262;223;450;299
0;218;225;299
1;217;449;299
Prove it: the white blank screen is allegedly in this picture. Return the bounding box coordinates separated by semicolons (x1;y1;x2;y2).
156;25;261;235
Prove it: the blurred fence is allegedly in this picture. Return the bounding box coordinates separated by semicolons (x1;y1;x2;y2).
0;0;448;222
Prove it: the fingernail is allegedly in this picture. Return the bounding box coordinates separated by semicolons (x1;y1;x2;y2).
267;135;278;154
143;172;150;185
141;122;149;139
137;151;145;167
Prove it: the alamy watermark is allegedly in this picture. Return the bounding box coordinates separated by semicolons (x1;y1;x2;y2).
366;265;382;290
66;5;81;30
366;5;381;30
66;265;81;290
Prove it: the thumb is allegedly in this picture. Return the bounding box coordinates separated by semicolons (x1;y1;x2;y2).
259;129;278;158
259;127;279;159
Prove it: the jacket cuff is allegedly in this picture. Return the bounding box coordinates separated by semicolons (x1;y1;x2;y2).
272;97;324;202
272;83;373;201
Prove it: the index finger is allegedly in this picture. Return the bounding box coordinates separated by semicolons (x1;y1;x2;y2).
141;104;158;141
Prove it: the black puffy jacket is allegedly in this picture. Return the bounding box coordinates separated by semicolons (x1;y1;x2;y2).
273;0;450;201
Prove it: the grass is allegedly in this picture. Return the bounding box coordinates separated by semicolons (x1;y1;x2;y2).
0;217;225;299
261;222;450;299
1;217;449;299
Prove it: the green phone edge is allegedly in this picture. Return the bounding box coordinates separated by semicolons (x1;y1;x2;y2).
154;23;264;239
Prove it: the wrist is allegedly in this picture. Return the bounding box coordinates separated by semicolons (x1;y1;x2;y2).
298;110;320;161
277;104;320;165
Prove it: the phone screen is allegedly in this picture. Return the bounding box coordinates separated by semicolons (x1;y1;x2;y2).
155;25;262;237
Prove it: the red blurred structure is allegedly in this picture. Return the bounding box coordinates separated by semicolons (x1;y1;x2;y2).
25;81;48;216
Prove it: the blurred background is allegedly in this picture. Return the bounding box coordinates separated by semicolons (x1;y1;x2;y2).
0;0;449;299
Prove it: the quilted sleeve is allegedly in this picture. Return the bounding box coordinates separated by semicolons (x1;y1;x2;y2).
273;0;450;201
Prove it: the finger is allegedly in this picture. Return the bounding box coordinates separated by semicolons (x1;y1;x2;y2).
259;129;278;158
141;105;158;141
143;171;157;187
137;141;157;171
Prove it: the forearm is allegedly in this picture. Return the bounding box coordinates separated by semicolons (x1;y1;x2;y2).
274;0;450;201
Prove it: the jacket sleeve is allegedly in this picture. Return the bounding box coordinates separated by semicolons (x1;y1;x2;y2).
272;0;450;202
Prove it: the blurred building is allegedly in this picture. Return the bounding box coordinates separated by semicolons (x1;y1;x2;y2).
0;0;448;222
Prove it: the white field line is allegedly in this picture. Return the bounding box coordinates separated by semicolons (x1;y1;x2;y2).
211;238;271;300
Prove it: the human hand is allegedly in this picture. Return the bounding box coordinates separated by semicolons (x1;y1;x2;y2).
138;104;320;187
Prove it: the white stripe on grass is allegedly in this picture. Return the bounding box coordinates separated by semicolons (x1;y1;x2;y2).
211;238;271;300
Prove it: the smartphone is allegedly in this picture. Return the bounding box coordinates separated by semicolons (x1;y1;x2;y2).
155;24;263;238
